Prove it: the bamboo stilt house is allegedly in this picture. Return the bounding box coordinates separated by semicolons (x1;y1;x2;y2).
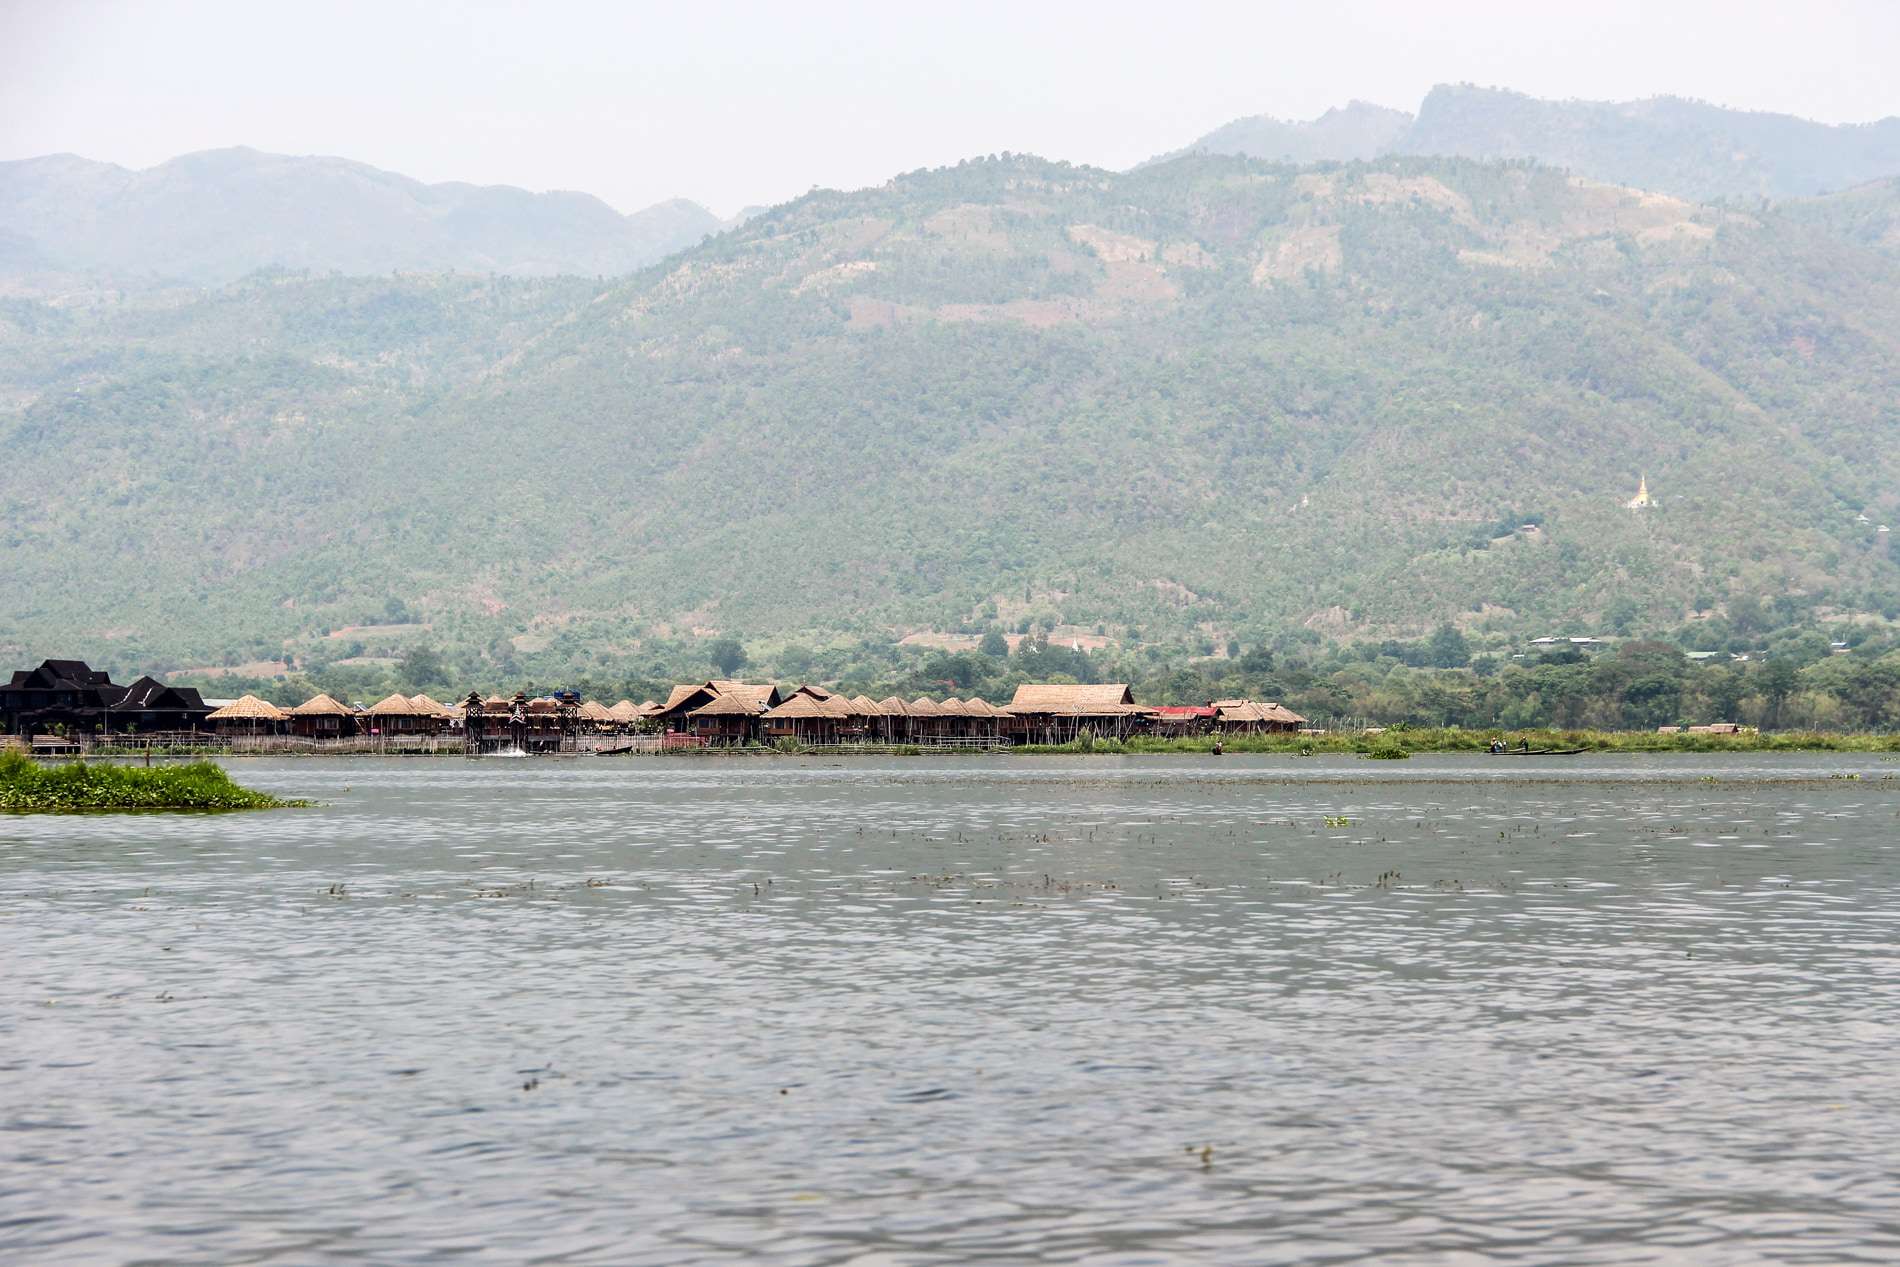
287;692;358;738
938;698;975;740
964;697;1008;742
205;694;291;736
686;691;772;745
905;696;945;743
655;681;783;733
1151;705;1216;737
576;700;617;733
1005;684;1149;743
366;692;436;736
1210;700;1308;734
460;692;575;751
409;695;457;727
761;691;845;745
877;696;911;742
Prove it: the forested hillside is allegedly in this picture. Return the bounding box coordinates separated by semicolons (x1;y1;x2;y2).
3;152;1899;687
0;148;722;284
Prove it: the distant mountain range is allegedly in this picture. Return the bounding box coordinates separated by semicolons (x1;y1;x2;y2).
4;85;1900;678
0;147;724;284
4;150;1898;676
1145;101;1413;167
1167;85;1900;203
6;86;1900;290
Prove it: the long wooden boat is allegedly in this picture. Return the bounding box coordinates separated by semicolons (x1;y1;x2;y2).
1490;747;1589;756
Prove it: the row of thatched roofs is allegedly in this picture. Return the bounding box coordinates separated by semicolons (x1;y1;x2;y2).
206;691;464;722
205;681;1307;726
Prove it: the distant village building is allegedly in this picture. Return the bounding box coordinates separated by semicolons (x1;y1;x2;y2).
0;659;210;735
205;695;291;736
287;692;358;738
688;690;777;745
460;692;576;753
1150;705;1215;737
1004;683;1149;743
1210;700;1308;734
656;680;785;744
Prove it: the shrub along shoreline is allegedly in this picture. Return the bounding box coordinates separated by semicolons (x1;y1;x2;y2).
0;753;306;811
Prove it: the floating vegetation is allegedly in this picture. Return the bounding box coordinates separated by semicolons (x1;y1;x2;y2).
1324;815;1353;828
0;752;305;812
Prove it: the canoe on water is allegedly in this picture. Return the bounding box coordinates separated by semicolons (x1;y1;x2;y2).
1490;748;1589;756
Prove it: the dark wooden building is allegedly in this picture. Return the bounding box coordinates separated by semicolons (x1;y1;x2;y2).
0;660;209;736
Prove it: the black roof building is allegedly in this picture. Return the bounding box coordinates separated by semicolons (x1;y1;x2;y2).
0;660;211;735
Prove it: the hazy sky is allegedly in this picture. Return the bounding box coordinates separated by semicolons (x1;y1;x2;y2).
4;0;1898;217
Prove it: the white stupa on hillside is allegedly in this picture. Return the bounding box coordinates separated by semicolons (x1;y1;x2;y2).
1625;474;1655;510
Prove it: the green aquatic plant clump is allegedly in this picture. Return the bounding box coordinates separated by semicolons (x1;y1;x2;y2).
0;752;306;812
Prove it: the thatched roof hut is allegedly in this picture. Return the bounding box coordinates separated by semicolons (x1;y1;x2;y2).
608;700;641;723
763;693;833;720
877;696;909;716
207;694;290;733
1006;683;1147;740
707;680;781;710
285;690;356;736
367;693;420;717
657;681;782;731
577;700;615;723
409;694;455;718
660;683;709;713
1006;684;1137;714
906;696;942;717
207;694;289;722
289;692;352;717
690;692;769;717
1211;699;1307;732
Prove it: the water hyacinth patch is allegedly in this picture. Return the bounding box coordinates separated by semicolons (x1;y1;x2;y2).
0;752;306;812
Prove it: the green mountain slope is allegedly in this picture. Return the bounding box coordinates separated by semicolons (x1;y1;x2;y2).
3;154;1898;676
0;148;721;284
1783;177;1900;258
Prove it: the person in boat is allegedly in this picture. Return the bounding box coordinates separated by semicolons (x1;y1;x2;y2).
1518;737;1530;753
1489;739;1505;754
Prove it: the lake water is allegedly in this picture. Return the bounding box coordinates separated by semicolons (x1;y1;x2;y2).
4;753;1899;1264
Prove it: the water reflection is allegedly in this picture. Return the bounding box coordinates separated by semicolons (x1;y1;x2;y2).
2;754;1898;1264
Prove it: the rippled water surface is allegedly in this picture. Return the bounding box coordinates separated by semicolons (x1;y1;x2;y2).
4;753;1900;1264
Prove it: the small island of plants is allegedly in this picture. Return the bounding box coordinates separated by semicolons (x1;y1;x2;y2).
0;752;306;812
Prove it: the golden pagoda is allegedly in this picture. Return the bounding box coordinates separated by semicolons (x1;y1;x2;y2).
1625;474;1654;510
